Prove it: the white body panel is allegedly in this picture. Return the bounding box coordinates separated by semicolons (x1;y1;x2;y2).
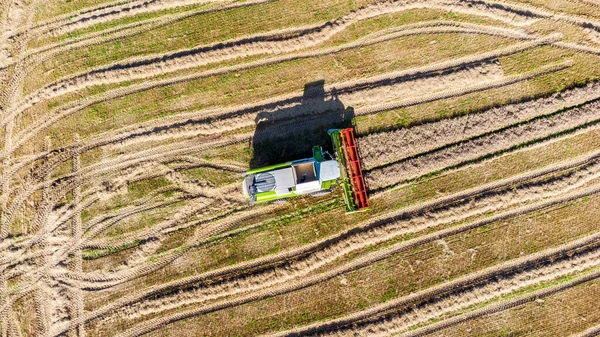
272;168;296;195
318;160;340;182
295;180;322;194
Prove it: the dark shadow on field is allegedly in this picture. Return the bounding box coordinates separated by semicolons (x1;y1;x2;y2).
249;80;355;169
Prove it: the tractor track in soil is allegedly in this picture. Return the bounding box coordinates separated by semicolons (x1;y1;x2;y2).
105;200;600;337
397;270;600;337
0;173;236;272
0;22;558;136
1;34;561;169
3;0;538;73
578;0;600;8
268;239;600;337
79;189;269;253
16;1;535;107
0;0;51;334
0;163;178;263
47;150;600;335
1;187;213;309
0;133;250;231
4;0;600;335
10;0;275;71
359;81;600;170
83;156;600;324
365;94;600;191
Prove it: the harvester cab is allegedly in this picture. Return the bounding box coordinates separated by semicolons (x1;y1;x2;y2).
241;128;369;213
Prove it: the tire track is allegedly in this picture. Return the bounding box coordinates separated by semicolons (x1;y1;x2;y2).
25;0;236;38
2;35;559;162
17;1;534;108
399;271;600;337
0;0;42;330
359;81;600;170
90;158;600;323
0;163;175;269
366;88;600;191
4;20;537;136
353;60;572;118
7;309;23;337
80;202;276;255
4;180;239;295
107;195;600;337
577;0;600;8
78;183;241;253
63;204;287;289
0;133;248;237
0;0;40;239
33;289;49;336
53;202;269;292
270;243;600;337
0;0;25;67
49;149;600;335
30;139;54;336
13;0;274;70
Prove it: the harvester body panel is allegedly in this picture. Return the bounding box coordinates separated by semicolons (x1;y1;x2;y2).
242;154;340;203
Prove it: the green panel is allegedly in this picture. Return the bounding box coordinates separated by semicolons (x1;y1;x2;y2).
255;190;296;203
254;190;276;202
312;146;324;162
321;180;333;190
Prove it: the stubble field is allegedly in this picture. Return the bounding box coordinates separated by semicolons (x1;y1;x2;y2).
2;0;600;336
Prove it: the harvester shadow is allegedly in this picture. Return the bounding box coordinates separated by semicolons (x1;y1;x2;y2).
249;80;355;169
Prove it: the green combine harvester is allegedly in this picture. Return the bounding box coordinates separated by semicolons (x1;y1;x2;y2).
242;128;369;213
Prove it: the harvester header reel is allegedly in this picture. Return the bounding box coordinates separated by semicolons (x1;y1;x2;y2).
328;128;370;213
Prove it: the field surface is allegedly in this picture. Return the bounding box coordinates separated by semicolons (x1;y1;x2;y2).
2;0;600;336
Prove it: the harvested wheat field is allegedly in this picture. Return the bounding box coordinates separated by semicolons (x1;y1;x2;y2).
3;0;600;336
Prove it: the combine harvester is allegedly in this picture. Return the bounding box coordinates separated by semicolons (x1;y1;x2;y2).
241;128;369;213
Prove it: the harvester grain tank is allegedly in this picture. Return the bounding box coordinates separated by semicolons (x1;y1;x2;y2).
241;128;369;213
